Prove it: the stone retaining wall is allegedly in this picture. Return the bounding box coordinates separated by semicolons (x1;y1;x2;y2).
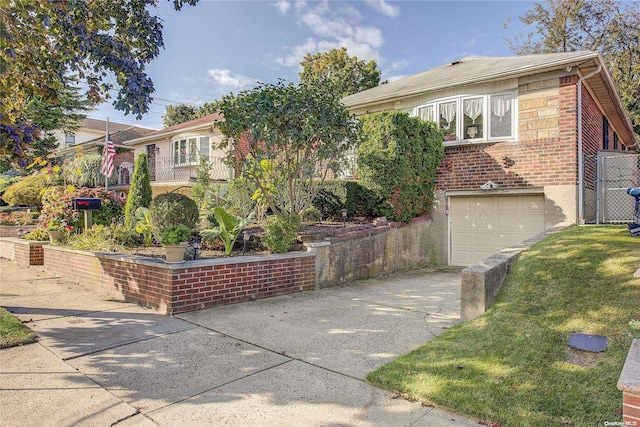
0;225;37;238
460;224;570;321
306;215;436;288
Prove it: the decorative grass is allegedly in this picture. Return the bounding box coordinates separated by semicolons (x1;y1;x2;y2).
367;225;640;427
0;307;36;348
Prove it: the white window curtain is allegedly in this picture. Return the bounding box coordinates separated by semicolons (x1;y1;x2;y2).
492;95;512;122
440;101;456;129
418;105;434;122
463;98;483;123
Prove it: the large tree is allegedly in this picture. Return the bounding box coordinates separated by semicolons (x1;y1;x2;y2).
299;47;381;98
162;101;220;127
217;80;359;217
505;0;640;137
0;0;198;166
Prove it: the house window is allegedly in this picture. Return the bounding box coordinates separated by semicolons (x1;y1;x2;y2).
603;117;609;149
438;100;458;141
414;92;515;144
65;134;75;147
463;97;483;139
172;136;211;165
613;132;618;150
489;94;513;138
417;104;435;122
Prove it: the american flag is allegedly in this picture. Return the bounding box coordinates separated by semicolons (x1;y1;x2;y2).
101;135;116;177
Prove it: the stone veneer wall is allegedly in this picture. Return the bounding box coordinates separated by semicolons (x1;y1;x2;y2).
307;215;436;288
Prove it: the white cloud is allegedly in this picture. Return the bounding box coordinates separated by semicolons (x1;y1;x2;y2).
275;0;290;15
365;0;399;18
277;38;318;67
276;1;387;69
206;69;257;92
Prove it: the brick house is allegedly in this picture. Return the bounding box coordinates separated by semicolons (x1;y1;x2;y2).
342;51;638;266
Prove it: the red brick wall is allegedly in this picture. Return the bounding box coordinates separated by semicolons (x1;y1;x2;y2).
434;75;620;193
0;238;45;266
623;392;640;425
42;246;316;315
435;76;580;191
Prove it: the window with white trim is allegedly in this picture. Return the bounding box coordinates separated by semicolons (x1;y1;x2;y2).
172;136;210;166
414;92;515;143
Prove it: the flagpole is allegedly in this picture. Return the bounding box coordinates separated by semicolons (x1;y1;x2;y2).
105;117;109;190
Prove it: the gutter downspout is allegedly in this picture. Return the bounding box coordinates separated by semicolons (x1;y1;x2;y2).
577;64;602;225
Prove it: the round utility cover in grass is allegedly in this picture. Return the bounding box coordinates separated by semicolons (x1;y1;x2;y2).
567;333;608;352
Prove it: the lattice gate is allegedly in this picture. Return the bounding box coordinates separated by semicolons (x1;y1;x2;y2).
583;151;640;224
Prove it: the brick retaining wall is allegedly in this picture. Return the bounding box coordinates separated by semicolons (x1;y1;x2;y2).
619;340;640;425
42;245;315;315
0;237;47;266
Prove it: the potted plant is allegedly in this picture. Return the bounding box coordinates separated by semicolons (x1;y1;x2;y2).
45;219;74;243
161;224;192;263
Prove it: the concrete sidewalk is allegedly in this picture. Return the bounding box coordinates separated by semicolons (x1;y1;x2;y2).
0;258;480;426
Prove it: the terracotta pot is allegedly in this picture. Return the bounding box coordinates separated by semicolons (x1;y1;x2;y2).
163;242;188;263
48;231;64;243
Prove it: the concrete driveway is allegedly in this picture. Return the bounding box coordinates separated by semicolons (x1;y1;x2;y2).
0;259;479;426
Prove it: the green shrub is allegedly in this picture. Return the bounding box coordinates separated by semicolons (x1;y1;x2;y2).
66;225;122;252
262;214;300;253
200;207;255;255
1;173;49;206
134;207;154;246
63;154;117;188
312;180;378;220
301;206;322;224
357;111;444;222
149;193;198;238
161;224;192;245
124;153;152;229
37;186;124;233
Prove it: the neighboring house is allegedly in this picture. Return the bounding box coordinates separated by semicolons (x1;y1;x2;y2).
124;113;233;196
56;125;154;198
52;118;146;149
342;51;638;267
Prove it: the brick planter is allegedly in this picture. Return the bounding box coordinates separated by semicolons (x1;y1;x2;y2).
42;245;315;315
618;339;640;425
0;225;37;238
0;237;47;266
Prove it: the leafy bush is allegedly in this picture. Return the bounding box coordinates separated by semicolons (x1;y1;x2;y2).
357;111;444;222
0;211;39;225
63;154;117;188
161;224;192;245
134;207;154;247
1;173;49;206
262;214;300;253
301;206;322;224
225;176;260;219
124;153;152;229
200;207;255;255
149;192;198;237
37;186;124;233
312;179;378;220
66;225;122;252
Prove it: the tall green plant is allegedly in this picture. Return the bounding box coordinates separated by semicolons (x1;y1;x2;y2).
357;111;444;222
63;154;117;188
200;207;254;255
134;207;154;247
124;153;152;229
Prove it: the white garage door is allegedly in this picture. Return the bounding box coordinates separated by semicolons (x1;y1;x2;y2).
449;194;545;266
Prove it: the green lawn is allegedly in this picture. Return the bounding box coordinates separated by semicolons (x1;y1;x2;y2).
367;225;640;427
0;307;36;349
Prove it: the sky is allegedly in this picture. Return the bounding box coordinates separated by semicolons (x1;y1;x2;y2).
91;0;537;130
